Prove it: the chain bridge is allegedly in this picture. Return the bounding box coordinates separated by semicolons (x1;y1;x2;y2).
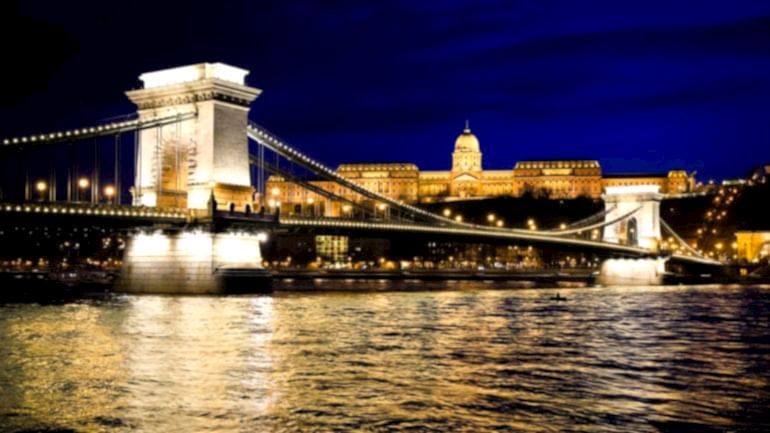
0;63;721;293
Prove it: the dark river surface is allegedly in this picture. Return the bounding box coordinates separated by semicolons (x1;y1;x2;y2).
1;284;769;432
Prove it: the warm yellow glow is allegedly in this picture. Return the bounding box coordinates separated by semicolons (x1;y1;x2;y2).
455;215;463;222
496;220;504;227
342;204;352;213
443;208;451;217
560;223;567;230
527;218;535;226
377;203;387;211
78;178;89;189
104;185;116;198
487;213;496;222
306;197;314;204
271;187;280;197
715;242;723;250
35;181;47;192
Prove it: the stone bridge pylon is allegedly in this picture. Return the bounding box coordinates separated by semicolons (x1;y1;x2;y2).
602;185;663;251
126;63;261;213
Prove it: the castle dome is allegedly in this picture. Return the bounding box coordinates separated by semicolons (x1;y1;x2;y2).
454;120;480;153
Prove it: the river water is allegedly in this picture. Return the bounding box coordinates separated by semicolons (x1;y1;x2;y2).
0;284;768;432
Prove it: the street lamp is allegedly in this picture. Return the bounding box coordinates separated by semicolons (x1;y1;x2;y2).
77;177;89;202
496;220;504;228
455;215;463;223
487;213;496;223
35;180;47;201
306;197;315;217
443;208;451;217
104;185;116;204
377;202;387;220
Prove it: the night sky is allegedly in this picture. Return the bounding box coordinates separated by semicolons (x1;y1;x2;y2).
2;0;770;180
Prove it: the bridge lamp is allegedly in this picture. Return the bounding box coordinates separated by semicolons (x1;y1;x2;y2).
487;213;496;223
271;187;280;197
104;185;116;203
443;208;452;217
76;178;90;202
377;203;387;211
307;197;314;205
35;180;47;201
496;220;504;228
342;204;352;214
454;215;463;223
527;218;535;227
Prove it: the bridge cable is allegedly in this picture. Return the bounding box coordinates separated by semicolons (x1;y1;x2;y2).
249;155;376;218
247;122;652;238
546;205;617;232
660;217;706;259
1;112;197;148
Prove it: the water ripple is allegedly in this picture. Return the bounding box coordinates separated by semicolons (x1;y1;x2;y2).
0;285;769;432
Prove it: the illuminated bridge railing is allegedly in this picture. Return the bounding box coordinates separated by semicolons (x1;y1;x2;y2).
0;202;188;221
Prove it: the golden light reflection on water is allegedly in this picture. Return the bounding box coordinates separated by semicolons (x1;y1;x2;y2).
0;285;768;432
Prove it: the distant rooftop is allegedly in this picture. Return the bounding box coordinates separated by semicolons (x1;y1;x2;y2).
337;162;419;171
603;172;667;179
514;160;600;169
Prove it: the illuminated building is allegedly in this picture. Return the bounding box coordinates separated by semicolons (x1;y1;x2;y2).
735;231;770;262
266;122;697;214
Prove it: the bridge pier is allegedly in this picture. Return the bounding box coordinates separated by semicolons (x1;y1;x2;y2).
117;227;270;294
597;257;668;286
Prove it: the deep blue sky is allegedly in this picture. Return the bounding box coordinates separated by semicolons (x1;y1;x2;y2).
2;0;770;180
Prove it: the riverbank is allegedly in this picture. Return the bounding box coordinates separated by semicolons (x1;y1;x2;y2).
3;268;770;301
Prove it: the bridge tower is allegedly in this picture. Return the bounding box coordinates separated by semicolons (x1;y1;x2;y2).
602;185;663;250
126;63;261;213
120;63;268;294
599;185;666;285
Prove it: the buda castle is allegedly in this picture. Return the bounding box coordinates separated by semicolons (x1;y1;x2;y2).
266;122;695;215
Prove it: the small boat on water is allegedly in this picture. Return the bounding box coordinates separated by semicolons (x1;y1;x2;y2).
549;292;567;301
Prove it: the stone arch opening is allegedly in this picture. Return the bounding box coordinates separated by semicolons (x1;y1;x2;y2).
627;217;638;246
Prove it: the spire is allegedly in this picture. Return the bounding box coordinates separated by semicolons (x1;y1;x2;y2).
464;119;471;133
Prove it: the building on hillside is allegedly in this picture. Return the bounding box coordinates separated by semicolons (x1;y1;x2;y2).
735;231;770;263
266;122;697;216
